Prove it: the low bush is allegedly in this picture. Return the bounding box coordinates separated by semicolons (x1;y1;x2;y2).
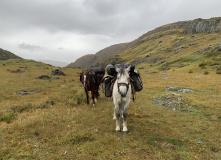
0;113;16;123
216;66;221;74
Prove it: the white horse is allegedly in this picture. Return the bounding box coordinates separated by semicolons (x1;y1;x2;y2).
113;65;131;133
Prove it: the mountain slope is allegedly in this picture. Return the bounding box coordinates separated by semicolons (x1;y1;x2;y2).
67;17;221;68
0;48;22;60
66;43;131;68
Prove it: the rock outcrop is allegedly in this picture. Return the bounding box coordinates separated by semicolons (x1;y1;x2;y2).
153;93;197;112
185;18;221;34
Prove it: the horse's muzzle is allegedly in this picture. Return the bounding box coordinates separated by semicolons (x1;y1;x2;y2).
118;83;129;97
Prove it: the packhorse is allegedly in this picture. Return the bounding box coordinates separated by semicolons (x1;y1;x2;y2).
102;63;143;133
80;67;105;106
112;65;132;133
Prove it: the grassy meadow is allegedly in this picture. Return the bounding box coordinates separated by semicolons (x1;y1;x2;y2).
0;59;220;159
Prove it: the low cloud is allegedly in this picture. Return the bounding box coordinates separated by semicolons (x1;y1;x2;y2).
18;43;47;52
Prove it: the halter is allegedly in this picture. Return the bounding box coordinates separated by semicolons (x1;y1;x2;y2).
117;82;129;93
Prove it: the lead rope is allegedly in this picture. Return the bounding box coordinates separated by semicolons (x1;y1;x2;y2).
120;129;125;154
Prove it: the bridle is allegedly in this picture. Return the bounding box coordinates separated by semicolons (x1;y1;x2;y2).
116;75;134;96
117;82;129;93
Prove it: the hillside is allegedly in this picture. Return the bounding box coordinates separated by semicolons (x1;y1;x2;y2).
67;43;131;68
67;17;221;68
0;48;22;60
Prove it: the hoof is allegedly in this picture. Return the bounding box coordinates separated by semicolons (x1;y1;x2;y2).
122;131;128;134
115;130;121;133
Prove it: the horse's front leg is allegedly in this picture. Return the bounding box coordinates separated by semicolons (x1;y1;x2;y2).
113;100;120;132
91;90;95;106
84;88;89;104
94;89;98;103
122;100;130;133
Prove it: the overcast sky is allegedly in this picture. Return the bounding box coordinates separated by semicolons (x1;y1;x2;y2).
0;0;221;64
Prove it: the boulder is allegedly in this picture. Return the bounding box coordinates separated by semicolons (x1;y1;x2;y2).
51;69;65;76
178;88;195;93
217;41;221;51
165;86;181;92
36;75;50;79
14;90;41;95
165;86;195;93
16;69;25;73
52;77;60;80
153;93;197;112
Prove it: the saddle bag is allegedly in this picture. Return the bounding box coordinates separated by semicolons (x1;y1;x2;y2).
130;69;143;92
106;64;135;76
83;67;105;76
106;64;117;76
116;63;135;73
102;75;114;97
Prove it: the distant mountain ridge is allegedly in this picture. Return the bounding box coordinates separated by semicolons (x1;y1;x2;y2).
0;48;22;60
67;17;221;68
40;60;68;67
67;43;131;68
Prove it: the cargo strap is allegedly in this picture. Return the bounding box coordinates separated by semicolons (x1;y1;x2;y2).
130;78;136;102
110;77;117;92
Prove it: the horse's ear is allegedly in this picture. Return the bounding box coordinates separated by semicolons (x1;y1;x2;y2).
125;65;131;73
115;66;120;73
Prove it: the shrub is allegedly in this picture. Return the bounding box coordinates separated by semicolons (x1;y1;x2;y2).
199;62;207;68
204;71;209;75
216;66;221;74
189;70;193;73
0;113;16;123
158;65;167;71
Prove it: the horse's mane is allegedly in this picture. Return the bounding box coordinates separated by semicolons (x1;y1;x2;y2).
118;67;125;76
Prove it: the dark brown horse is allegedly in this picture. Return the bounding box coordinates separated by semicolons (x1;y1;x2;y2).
80;67;105;106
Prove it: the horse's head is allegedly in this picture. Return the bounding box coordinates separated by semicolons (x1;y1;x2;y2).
81;70;96;89
115;65;131;97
